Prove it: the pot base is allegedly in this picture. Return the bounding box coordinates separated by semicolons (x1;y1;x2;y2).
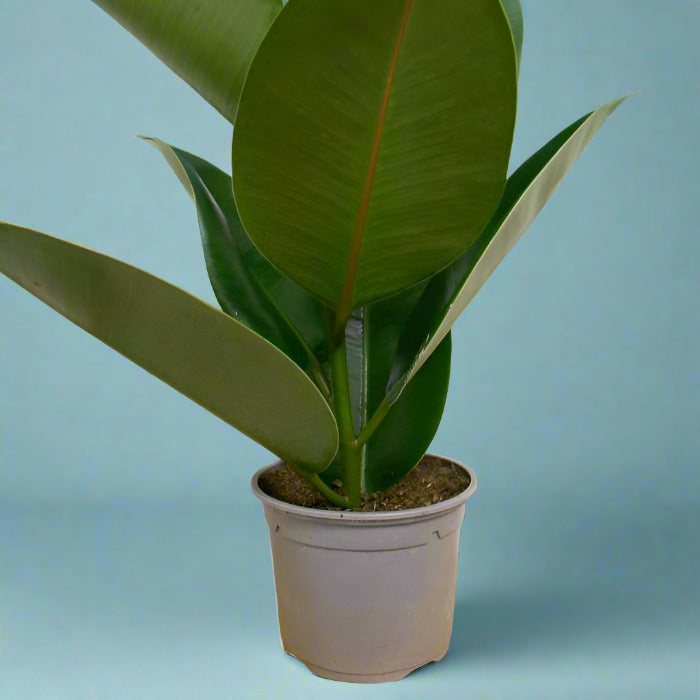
288;647;448;683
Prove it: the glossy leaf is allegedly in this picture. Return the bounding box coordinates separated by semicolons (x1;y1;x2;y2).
143;138;330;393
320;286;450;493
388;96;632;398
0;222;338;471
233;0;517;317
320;330;451;494
91;0;282;123
364;333;450;493
345;283;427;435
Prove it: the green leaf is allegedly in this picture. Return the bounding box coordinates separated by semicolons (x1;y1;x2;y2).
320;287;450;493
502;0;523;72
345;284;427;436
363;332;451;494
319;333;451;494
233;0;517;319
91;0;282;123
143;138;330;394
0;222;338;471
389;96;633;397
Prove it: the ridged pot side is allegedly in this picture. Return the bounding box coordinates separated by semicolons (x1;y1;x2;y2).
251;454;477;683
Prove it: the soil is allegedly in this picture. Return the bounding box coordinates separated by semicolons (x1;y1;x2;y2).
257;454;471;511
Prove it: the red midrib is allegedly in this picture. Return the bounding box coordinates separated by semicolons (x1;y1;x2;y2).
334;0;413;333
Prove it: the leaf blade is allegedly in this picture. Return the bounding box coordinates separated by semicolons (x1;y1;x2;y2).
143;138;330;391
0;222;338;470
319;323;451;494
363;332;451;494
390;96;633;396
323;284;448;493
233;0;517;311
91;0;282;122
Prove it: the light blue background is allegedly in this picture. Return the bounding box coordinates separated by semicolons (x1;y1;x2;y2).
1;1;698;697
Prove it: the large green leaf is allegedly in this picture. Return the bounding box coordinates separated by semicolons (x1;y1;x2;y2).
143;138;330;394
91;0;282;123
233;0;517;319
0;222;338;471
388;96;632;398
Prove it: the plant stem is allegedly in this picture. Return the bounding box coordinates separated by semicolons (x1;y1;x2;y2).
355;396;392;447
330;333;363;508
291;465;350;508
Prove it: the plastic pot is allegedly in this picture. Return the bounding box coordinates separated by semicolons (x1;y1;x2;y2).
251;454;477;683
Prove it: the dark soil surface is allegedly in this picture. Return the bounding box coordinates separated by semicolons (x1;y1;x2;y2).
257;454;471;511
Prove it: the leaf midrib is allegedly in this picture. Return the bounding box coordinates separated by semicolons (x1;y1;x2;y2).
334;0;413;334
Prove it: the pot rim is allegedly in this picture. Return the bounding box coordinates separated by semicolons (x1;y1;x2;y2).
251;453;477;523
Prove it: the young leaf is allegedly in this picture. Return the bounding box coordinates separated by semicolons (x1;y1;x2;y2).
345;283;427;436
91;0;282;123
319;328;451;495
143;138;330;394
388;96;633;399
233;0;517;319
320;287;450;493
0;223;338;471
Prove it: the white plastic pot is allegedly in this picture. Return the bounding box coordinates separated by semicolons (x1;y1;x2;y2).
251;454;477;683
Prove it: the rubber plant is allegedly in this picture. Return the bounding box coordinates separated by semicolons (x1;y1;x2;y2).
1;0;630;509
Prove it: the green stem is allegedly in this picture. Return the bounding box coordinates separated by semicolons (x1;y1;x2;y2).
291;466;350;508
308;473;349;508
355;396;392;447
330;332;363;508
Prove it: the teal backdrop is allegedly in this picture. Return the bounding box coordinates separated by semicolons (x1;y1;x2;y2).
1;1;698;697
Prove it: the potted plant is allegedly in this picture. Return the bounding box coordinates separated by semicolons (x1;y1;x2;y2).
1;0;631;684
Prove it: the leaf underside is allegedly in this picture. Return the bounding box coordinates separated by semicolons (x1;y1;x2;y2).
388;96;633;399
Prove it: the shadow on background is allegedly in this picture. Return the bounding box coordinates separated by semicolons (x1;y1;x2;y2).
450;587;627;660
447;495;699;662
